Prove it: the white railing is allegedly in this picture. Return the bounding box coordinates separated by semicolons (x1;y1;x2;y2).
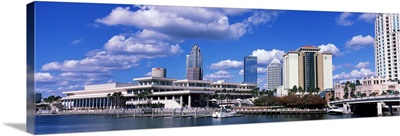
330;94;399;103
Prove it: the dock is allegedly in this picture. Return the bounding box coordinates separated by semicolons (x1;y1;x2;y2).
234;108;328;115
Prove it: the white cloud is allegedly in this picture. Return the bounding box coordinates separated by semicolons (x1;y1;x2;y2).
345;35;374;50
257;67;267;74
333;63;353;71
358;13;377;23
238;69;244;75
42;62;61;71
204;70;234;81
36;72;56;83
104;35;183;56
333;68;375;81
145;72;152;76
251;49;285;65
318;43;341;56
57;85;82;91
336;12;354;26
210;59;243;69
36;87;55;93
96;6;278;40
71;39;83;45
355;61;370;69
245;11;276;26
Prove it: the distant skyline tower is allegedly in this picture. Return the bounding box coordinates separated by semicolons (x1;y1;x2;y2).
374;13;400;81
267;57;282;90
244;56;257;84
186;44;203;80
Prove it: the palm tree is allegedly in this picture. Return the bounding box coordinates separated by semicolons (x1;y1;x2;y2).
107;92;124;109
356;80;361;86
298;86;304;96
113;92;124;109
200;94;208;107
138;90;153;107
343;86;349;99
350;83;356;98
315;87;320;95
250;88;260;98
291;85;298;95
308;87;315;95
107;93;114;109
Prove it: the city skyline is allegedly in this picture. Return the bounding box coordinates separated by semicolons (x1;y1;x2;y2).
35;2;379;97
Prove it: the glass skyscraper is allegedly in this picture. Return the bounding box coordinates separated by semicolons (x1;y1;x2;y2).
244;56;257;84
186;44;203;80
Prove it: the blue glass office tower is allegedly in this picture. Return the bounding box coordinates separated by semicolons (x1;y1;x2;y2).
244;56;257;84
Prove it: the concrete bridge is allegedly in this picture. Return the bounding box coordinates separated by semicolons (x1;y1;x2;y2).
328;95;400;116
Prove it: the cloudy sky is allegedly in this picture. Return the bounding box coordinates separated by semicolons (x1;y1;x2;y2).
34;2;378;97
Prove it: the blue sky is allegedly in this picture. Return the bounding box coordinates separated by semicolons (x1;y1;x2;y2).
34;2;379;97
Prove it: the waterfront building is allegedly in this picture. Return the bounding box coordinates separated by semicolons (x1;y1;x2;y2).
334;76;400;99
275;86;287;97
375;13;400;81
267;57;282;91
186;44;203;80
243;56;257;84
61;68;256;109
282;46;333;94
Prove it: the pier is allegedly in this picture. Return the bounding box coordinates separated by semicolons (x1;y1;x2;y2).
38;107;216;118
234;108;328;115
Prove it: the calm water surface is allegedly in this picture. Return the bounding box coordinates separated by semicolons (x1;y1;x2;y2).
35;114;377;134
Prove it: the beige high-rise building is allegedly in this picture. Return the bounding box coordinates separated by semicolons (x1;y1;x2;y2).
283;46;333;93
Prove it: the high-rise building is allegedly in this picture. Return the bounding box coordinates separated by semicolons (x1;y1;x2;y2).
244;56;257;84
267;57;282;90
186;44;203;80
374;13;400;81
283;46;333;93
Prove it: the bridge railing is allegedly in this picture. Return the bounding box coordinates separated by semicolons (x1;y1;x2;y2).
329;94;399;103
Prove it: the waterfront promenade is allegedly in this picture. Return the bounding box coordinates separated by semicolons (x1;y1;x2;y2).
37;106;330;117
37;108;216;118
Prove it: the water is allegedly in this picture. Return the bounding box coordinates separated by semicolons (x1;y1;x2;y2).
35;114;376;134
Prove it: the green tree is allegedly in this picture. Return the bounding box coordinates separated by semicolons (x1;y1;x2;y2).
273;88;277;95
107;92;124;109
250;87;260;98
291;85;298;95
356;80;361;86
298;86;304;95
43;95;62;103
308;87;315;95
350;83;356;98
343;85;349;99
315;87;320;95
369;92;378;97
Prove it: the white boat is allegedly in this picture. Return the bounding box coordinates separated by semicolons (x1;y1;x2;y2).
327;106;344;115
212;105;239;118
